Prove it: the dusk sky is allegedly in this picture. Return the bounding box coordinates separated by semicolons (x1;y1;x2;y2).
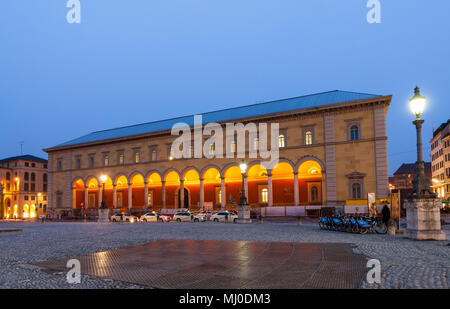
1;0;449;175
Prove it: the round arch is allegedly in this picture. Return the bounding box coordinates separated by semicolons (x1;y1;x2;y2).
144;170;163;183
294;156;325;172
200;164;222;179
162;168;181;181
113;172;129;185
129;171;145;185
71;176;85;188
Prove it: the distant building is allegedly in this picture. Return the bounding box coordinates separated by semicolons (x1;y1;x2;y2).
0;155;48;219
430;119;450;201
390;162;432;210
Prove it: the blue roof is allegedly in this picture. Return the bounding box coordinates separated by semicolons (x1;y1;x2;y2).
0;155;48;163
53;90;385;148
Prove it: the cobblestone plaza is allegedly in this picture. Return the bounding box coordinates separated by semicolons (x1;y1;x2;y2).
0;220;448;289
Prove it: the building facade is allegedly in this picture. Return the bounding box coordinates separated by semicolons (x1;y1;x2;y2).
0;155;48;219
43;90;392;215
430;119;450;201
390;162;432;210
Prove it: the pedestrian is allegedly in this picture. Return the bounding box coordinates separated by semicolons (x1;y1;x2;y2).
382;204;391;225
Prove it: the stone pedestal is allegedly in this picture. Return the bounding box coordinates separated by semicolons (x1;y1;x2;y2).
236;204;252;224
405;198;446;241
98;208;110;223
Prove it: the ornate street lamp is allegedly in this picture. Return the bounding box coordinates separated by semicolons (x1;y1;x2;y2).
100;175;108;209
239;161;248;205
408;86;436;199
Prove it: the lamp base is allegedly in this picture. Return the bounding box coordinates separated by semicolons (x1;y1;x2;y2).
97;208;110;223
236;203;252;224
405;198;446;241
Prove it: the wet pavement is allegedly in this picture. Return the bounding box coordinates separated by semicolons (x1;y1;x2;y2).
33;239;368;289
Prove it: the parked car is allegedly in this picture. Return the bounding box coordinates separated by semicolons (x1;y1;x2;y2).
210;211;238;223
173;212;193;222
110;213;137;222
173;211;205;222
140;212;171;222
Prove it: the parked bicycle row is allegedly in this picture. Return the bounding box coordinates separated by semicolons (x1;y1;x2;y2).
318;215;388;234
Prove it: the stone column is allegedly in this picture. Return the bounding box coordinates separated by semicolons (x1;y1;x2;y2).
294;172;299;206
221;177;225;210
267;170;273;207
144;181;148;210
199;178;204;210
161;181;166;209
98;187;102;208
128;183;132;212
180;179;185;209
112;184;117;209
84;186;88;210
321;172;327;204
324;114;337;206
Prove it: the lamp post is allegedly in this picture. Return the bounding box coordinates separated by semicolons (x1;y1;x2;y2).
408;86;435;199
100;175;107;209
237;161;252;224
404;86;445;240
239;161;248;206
98;175;109;223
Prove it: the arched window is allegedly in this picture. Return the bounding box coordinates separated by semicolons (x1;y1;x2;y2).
278;134;286;148
352;183;362;199
311;186;318;202
6;172;10;181
24;172;29;181
305;131;313;145
31;173;35;182
350;125;359;141
261;188;268;203
151;149;157;161
43;173;47;182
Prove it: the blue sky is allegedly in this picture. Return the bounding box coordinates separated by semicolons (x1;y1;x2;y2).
1;0;449;175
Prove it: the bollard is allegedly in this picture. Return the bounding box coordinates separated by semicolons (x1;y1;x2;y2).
258;215;263;224
297;216;302;226
387;219;396;235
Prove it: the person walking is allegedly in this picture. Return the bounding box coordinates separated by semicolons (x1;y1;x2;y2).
382;204;391;225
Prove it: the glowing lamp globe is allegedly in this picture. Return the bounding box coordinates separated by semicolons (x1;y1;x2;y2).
100;175;107;183
409;86;426;119
239;161;247;174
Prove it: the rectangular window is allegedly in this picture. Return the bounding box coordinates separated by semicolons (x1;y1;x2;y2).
57;159;63;171
118;151;124;165
103;154;109;167
89;155;95;168
302;126;315;145
75;157;81;169
24;183;29;191
135;151;140;163
24;196;29;201
31;183;35;192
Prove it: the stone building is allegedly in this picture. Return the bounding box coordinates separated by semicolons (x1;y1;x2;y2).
390;162;432;210
0;155;48;219
430;119;450;201
43;90;392;215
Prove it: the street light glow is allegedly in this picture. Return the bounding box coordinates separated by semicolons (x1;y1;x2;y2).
239;161;247;174
409;86;426;119
100;175;107;183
